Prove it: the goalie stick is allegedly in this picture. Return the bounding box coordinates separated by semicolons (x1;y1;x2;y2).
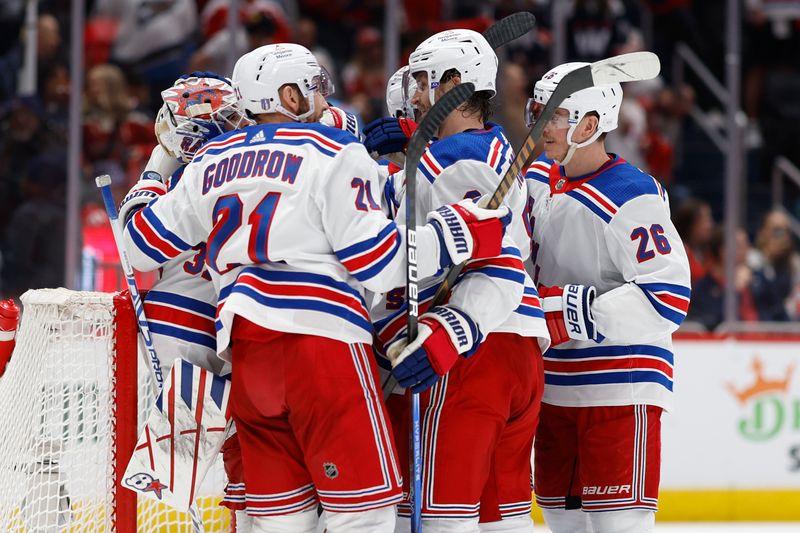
403;82;476;533
96;175;206;533
482;11;536;49
427;51;662;308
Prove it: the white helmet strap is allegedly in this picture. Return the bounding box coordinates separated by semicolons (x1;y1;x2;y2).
273;84;317;123
556;115;604;166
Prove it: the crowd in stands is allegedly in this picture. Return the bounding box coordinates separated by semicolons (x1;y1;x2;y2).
0;0;798;330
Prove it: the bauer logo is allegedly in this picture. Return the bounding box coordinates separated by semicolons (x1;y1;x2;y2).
323;462;339;479
725;356;797;442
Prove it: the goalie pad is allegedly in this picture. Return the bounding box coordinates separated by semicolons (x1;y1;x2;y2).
122;359;231;512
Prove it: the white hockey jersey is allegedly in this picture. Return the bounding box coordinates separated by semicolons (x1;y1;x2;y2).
135;147;219;372
525;155;691;411
372;124;549;355
124;122;453;354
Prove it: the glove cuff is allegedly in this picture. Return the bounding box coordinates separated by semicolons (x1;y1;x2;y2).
561;284;598;341
427;204;476;266
422;306;481;359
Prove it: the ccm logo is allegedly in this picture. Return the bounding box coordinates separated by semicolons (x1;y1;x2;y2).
582;485;631;496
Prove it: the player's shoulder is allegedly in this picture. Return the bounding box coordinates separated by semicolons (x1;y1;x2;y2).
525;154;554;187
588;155;666;209
428;123;509;165
267;121;361;156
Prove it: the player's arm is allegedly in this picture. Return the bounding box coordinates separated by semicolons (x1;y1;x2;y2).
426;159;528;334
320;143;510;294
540;194;691;346
122;161;205;272
593;196;691;341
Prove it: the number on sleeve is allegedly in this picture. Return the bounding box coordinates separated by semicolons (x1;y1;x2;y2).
630;224;671;263
351;178;381;211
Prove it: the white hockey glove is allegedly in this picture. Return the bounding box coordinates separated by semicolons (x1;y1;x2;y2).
389;305;482;393
539;284;601;347
321;106;361;139
427;198;511;268
118;170;168;224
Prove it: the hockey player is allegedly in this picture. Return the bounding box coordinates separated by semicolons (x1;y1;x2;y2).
121;43;512;533
365;30;549;533
523;63;691;533
118;71;254;530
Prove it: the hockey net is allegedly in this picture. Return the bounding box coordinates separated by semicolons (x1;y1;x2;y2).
0;288;230;532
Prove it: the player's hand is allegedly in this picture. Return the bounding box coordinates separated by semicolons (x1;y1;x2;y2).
321;106;361;138
427;198;512;267
391;306;482;393
363;117;417;156
539;284;600;346
119;170;168;224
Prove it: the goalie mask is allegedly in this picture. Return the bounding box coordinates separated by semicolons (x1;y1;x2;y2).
526;62;622;166
156;75;251;163
386;65;417;119
408;29;497;106
232;43;334;123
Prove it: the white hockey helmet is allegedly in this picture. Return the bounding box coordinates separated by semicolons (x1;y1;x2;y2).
156;74;251;163
408;29;498;105
386;65;417;118
232;43;334;123
527;62;623;165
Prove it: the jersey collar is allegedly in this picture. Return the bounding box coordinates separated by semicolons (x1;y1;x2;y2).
548;154;625;194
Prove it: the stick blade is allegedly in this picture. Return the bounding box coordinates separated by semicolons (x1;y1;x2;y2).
591;51;661;85
483;12;536;49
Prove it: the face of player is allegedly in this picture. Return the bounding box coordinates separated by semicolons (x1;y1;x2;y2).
309;90;330;122
541;108;572;161
410;72;431;118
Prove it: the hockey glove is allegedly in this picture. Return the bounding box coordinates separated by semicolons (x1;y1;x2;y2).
118;170;168;224
391;306;482;393
321;106;361;139
539;284;600;347
428;199;512;268
363;117;417;156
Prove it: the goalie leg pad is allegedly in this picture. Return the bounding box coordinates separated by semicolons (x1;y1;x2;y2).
123;359;231;512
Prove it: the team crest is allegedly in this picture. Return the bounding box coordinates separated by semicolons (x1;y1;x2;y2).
124;472;168;500
323;463;339;480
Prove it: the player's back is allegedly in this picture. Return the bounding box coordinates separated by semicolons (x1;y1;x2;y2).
155;122;398;352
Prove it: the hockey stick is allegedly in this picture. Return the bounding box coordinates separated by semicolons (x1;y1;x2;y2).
403;82;476;533
482;11;536;49
428;51;661;307
96;175;206;533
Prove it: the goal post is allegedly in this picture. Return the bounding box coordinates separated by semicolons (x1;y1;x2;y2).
0;288;230;532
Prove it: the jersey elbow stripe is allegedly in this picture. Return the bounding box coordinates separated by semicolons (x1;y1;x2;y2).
544;369;673;391
145;290;217;318
638;283;691;325
419;151;443;184
337;225;401;281
462;265;526;284
131;208;191;262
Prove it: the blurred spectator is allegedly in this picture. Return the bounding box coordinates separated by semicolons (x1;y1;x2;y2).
341;26;385;120
0;151;67;299
605;96;647;170
94;0;199;108
687;225;758;330
748;210;800;321
0;13;61;101
189;0;291;75
296;17;338;92
674;197;714;283
494;62;530;152
84;17;119;70
565;0;637;63
0;1;23;55
82;64;155;191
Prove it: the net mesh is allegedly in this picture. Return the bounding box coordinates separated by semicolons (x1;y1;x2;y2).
0;289;230;532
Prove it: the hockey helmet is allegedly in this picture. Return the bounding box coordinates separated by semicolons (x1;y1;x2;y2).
232;43;334;122
156;74;250;163
386;65;417;118
408;29;497;106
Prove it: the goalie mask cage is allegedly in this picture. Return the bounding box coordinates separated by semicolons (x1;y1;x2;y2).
0;289;230;532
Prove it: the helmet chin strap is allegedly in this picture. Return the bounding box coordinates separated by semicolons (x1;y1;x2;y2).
554;122;603;167
275;91;317;123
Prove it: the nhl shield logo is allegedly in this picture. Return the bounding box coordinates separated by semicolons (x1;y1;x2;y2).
323;463;339;480
555;178;566;191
